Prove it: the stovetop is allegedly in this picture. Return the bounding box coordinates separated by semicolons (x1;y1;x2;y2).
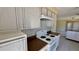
46;38;51;41
39;34;55;43
41;36;46;38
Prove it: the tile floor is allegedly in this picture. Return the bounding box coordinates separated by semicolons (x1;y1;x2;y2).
57;37;79;51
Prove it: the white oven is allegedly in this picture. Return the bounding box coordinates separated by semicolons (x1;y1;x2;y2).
48;38;58;51
36;30;60;51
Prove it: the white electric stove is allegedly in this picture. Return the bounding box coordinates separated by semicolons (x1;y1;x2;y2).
36;30;60;51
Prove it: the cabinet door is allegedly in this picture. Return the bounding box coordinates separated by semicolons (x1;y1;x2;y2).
47;10;52;17
30;8;41;28
41;7;47;16
0;8;17;32
51;15;57;32
15;8;24;30
23;7;31;29
24;7;41;29
51;13;54;18
0;38;26;51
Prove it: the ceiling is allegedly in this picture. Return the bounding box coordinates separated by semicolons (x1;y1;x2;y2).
57;7;79;18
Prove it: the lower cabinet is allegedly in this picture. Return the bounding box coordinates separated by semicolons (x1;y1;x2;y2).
0;38;26;51
66;31;79;41
75;33;79;41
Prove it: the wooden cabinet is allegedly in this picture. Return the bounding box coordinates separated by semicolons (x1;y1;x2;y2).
41;7;47;16
66;31;79;41
75;33;79;41
0;7;41;31
23;7;41;29
40;7;57;32
0;38;26;51
51;15;57;32
41;7;57;17
47;10;52;17
41;7;53;17
0;7;57;32
18;7;57;30
0;32;27;51
0;8;17;32
15;8;24;30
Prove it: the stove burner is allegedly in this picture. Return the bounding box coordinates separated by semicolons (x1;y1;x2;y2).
41;36;46;38
46;38;51;41
50;35;55;37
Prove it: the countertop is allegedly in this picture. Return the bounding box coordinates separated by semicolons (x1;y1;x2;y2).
67;30;79;32
0;31;27;43
27;36;47;51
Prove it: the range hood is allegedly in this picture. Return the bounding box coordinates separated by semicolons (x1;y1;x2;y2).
40;15;52;20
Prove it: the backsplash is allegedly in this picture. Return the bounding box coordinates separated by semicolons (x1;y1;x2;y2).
22;27;51;37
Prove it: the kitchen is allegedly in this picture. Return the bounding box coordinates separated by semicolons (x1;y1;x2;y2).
0;7;60;51
0;7;79;51
0;0;79;59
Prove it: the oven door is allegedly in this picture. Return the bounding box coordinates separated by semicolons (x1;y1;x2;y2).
48;40;56;51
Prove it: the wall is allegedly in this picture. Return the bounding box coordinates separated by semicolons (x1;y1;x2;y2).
56;20;66;36
56;18;79;36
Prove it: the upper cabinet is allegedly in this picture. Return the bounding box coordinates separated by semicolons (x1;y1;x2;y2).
41;7;58;17
0;8;17;32
0;7;58;32
7;7;41;30
0;7;41;31
23;7;58;30
23;7;41;29
41;7;47;16
15;8;24;30
47;10;52;17
47;7;58;15
40;7;58;32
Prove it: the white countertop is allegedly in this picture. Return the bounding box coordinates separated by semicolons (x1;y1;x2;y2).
0;31;27;43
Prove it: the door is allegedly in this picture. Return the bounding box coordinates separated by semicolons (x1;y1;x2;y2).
24;7;41;29
0;7;17;32
41;7;47;16
0;38;26;51
15;7;24;30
